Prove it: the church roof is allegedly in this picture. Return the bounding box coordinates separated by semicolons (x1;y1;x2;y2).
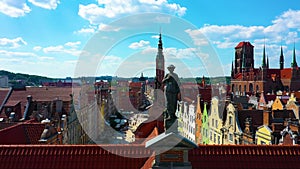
235;41;254;49
281;68;293;79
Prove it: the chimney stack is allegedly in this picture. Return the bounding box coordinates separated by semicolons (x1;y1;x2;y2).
263;109;270;126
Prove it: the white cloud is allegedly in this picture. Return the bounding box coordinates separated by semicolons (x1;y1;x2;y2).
42;41;82;56
141;47;156;54
0;49;36;57
129;40;150;49
98;23;121;32
138;0;165;5
0;0;31;17
65;41;81;48
78;0;186;24
185;29;209;46
75;23;121;35
0;0;61;17
151;35;160;39
264;9;300;34
43;45;63;53
154;16;171;23
0;37;27;48
33;46;42;51
38;56;55;60
187;9;300;49
165;3;186;16
28;0;60;10
164;47;198;59
75;27;96;35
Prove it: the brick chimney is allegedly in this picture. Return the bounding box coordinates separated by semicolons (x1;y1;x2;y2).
263;109;270;126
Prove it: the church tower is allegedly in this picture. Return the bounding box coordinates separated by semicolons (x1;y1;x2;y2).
291;43;298;68
262;44;267;69
233;41;254;76
279;45;284;70
155;33;165;90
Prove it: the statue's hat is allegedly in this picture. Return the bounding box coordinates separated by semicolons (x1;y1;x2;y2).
167;64;175;69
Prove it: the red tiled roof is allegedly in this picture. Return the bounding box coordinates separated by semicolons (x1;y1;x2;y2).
0;122;17;130
134;121;164;143
189;145;300;169
0;88;9;106
233;72;242;79
237;109;264;131
281;68;293;79
4;100;20;107
0;122;44;144
7;87;73;116
0;88;10;118
235;41;254;49
0;145;300;169
0;145;154;169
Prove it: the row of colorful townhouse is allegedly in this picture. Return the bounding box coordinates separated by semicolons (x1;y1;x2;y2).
177;92;300;145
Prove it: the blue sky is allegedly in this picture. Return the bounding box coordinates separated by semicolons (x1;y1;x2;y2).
0;0;300;78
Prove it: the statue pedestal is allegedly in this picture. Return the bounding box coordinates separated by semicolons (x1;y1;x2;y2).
146;132;197;169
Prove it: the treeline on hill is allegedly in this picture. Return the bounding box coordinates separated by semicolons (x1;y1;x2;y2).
0;70;54;86
182;76;231;85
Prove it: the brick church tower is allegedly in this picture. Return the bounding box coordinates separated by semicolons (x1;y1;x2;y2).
233;41;254;75
231;41;300;95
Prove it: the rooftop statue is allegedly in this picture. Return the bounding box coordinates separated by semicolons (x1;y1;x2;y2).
162;64;181;131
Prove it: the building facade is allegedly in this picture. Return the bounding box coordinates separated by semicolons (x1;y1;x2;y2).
201;103;209;144
255;125;273;145
208;97;223;145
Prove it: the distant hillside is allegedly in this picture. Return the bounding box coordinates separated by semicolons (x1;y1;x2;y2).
0;70;54;86
182;76;231;85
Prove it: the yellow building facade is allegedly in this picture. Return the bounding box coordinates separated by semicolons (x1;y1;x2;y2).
272;97;284;110
256;125;273;145
208;97;223;145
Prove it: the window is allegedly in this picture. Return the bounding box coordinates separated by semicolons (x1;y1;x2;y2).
210;131;212;140
260;141;266;145
216;120;218;128
218;136;221;144
214;133;216;143
229;133;233;142
229;116;233;125
212;118;214;127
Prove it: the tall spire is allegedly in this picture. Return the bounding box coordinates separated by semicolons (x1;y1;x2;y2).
262;44;267;68
267;55;269;68
280;45;284;69
158;31;163;50
291;42;298;68
155;31;165;91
